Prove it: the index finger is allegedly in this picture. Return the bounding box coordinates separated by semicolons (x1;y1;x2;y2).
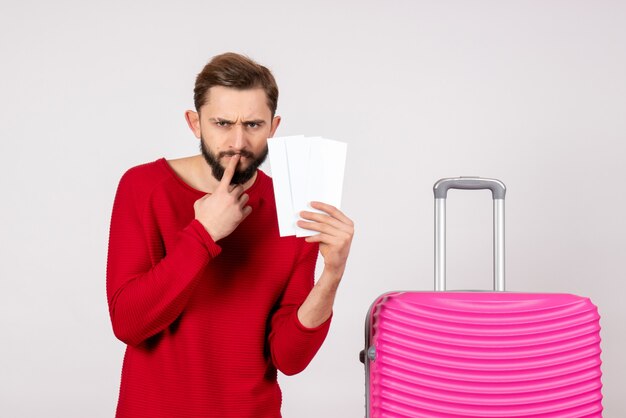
309;201;353;226
219;154;240;189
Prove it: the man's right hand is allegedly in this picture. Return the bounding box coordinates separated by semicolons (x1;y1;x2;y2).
194;154;252;242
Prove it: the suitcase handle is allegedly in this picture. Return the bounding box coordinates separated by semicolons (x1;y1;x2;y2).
434;177;506;199
433;177;506;292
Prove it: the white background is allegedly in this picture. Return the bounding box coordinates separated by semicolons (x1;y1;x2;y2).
1;1;625;416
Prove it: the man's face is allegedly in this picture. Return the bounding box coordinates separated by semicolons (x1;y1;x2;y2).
188;86;280;185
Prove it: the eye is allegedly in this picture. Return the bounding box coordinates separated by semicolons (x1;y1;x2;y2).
216;121;230;127
245;122;260;128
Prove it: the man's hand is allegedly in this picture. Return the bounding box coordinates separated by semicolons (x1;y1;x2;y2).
194;155;252;242
296;202;354;328
298;202;354;279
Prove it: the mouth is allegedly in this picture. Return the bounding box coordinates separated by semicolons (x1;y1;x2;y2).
220;151;255;165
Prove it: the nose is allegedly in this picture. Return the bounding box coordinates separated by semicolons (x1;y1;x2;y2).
231;123;246;150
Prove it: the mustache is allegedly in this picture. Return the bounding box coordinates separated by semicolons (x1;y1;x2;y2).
218;150;255;159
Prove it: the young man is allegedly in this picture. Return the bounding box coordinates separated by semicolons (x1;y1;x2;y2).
106;53;354;417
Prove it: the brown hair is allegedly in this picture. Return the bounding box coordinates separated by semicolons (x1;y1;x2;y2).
194;52;279;116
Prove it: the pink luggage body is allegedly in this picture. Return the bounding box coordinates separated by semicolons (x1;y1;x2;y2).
362;178;603;417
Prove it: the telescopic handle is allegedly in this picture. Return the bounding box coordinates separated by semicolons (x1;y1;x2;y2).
434;177;506;199
433;177;506;292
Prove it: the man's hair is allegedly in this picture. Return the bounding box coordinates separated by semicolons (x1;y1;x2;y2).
194;52;279;116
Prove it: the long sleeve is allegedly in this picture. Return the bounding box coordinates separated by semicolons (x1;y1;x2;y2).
110;164;332;417
106;168;221;347
267;240;331;376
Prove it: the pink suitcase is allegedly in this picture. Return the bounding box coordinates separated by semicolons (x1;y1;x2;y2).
361;178;603;417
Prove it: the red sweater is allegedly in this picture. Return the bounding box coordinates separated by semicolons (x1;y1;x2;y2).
106;158;330;418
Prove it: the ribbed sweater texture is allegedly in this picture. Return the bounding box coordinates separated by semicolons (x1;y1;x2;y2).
106;158;330;418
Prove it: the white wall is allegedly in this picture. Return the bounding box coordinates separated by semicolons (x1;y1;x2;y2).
1;0;624;416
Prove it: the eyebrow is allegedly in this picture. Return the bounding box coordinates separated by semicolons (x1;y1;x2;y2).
243;119;266;125
209;117;266;125
209;117;234;124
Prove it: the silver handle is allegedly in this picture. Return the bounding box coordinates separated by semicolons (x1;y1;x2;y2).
433;177;506;292
434;177;506;199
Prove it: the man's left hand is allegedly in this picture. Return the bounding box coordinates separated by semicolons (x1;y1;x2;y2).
297;202;354;279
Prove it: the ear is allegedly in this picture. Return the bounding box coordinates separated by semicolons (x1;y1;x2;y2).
268;115;281;138
185;110;201;138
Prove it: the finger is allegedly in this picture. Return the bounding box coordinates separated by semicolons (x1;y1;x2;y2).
298;219;351;238
238;193;250;208
219;154;240;189
303;232;341;245
299;210;353;234
299;212;347;235
309;202;353;226
242;205;253;219
229;184;245;198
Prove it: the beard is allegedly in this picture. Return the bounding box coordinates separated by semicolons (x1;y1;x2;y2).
200;138;268;185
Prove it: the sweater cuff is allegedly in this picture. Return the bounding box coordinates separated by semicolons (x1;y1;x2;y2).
187;219;222;258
